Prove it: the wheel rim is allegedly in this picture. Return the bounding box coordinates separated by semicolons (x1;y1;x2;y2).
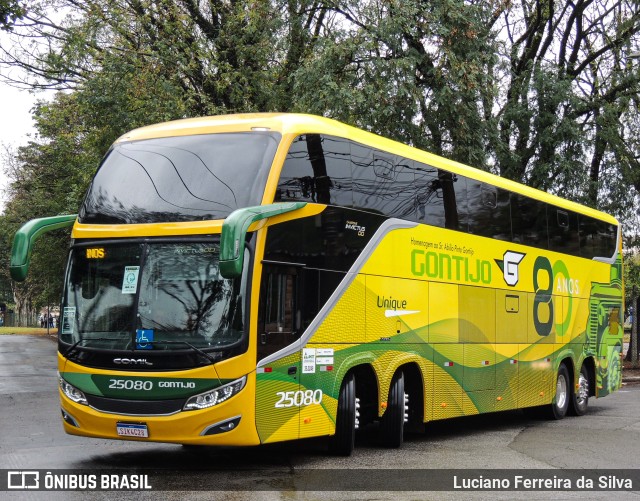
576;372;589;407
556;373;568;409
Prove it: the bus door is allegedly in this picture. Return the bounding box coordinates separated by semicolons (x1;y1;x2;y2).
255;263;302;443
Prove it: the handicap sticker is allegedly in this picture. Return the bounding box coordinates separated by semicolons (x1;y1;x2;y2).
136;329;154;350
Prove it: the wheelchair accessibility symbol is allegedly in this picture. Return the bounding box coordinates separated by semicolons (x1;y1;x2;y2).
136;329;154;350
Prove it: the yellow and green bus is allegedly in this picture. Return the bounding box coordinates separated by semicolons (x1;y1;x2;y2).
10;113;624;455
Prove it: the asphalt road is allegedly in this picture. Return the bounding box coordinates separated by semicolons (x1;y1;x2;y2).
1;335;639;501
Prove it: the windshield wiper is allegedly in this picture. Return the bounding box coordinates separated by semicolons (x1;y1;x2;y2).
63;337;222;365
63;337;132;361
150;340;221;365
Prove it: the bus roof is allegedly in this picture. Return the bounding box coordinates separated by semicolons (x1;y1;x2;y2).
116;113;618;226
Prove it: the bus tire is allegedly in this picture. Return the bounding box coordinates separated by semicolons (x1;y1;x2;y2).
381;371;405;448
329;373;357;456
570;364;589;416
548;363;570;420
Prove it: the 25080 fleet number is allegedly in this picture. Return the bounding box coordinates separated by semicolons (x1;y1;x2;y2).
109;379;153;391
275;389;323;408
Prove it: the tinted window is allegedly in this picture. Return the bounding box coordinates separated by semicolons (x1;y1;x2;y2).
263;208;385;272
580;216;617;259
414;164;442;226
511;194;548;248
385;160;418;220
80;132;280;224
548;209;580;256
276;135;617;260
467;181;511;241
442;171;467;231
276;134;352;206
414;163;466;229
351;143;391;215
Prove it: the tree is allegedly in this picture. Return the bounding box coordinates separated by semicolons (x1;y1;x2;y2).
0;0;328;113
0;93;93;323
0;0;23;30
293;0;640;228
293;0;500;168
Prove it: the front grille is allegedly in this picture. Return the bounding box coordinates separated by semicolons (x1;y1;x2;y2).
86;394;186;416
59;343;224;371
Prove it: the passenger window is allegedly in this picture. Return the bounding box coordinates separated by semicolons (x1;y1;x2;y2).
580;217;617;259
482;185;497;208
467;182;511;241
351;142;385;213
373;154;395;180
595;221;617;258
414;163;446;227
548;209;580;256
511;194;548;248
440;170;467;231
276;135;352;207
387;161;418;220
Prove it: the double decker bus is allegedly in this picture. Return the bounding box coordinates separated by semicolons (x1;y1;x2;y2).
10;113;623;455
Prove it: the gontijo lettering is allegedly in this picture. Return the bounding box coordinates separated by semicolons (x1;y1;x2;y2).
411;249;492;284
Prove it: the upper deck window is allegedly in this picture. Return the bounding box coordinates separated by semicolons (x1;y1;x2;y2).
79;132;280;224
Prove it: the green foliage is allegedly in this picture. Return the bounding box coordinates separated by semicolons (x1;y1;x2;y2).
0;0;23;30
625;252;640;307
0;92;97;314
293;0;498;168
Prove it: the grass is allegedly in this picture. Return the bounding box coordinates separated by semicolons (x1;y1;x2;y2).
0;326;56;336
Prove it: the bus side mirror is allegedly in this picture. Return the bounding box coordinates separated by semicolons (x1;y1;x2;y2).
10;215;77;282
219;203;306;279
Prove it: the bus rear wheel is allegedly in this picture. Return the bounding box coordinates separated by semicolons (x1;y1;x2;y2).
381;371;406;448
548;363;570;420
570;364;589;416
329;373;358;456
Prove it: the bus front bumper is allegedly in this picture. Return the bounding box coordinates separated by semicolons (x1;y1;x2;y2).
58;376;260;446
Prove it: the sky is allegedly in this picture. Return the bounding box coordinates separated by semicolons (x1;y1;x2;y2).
0;23;54;213
0;84;40;212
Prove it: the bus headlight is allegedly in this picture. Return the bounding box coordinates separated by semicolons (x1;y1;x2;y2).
183;376;246;411
58;373;88;405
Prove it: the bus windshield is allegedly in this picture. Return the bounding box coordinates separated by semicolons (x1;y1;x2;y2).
79;132;280;224
60;242;247;351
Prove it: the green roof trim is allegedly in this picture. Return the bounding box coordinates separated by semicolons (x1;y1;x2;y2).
10;215;77;282
219;203;307;278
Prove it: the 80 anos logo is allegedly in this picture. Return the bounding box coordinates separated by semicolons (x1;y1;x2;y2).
533;256;576;337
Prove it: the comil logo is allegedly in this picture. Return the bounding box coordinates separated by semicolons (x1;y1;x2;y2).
495;251;526;287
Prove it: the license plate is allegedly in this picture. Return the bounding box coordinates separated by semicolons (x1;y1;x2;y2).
116;423;148;438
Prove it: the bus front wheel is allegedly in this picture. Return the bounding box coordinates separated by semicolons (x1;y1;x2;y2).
329;373;358;456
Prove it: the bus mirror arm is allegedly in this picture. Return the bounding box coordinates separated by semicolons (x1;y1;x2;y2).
10;214;77;282
219;202;306;279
